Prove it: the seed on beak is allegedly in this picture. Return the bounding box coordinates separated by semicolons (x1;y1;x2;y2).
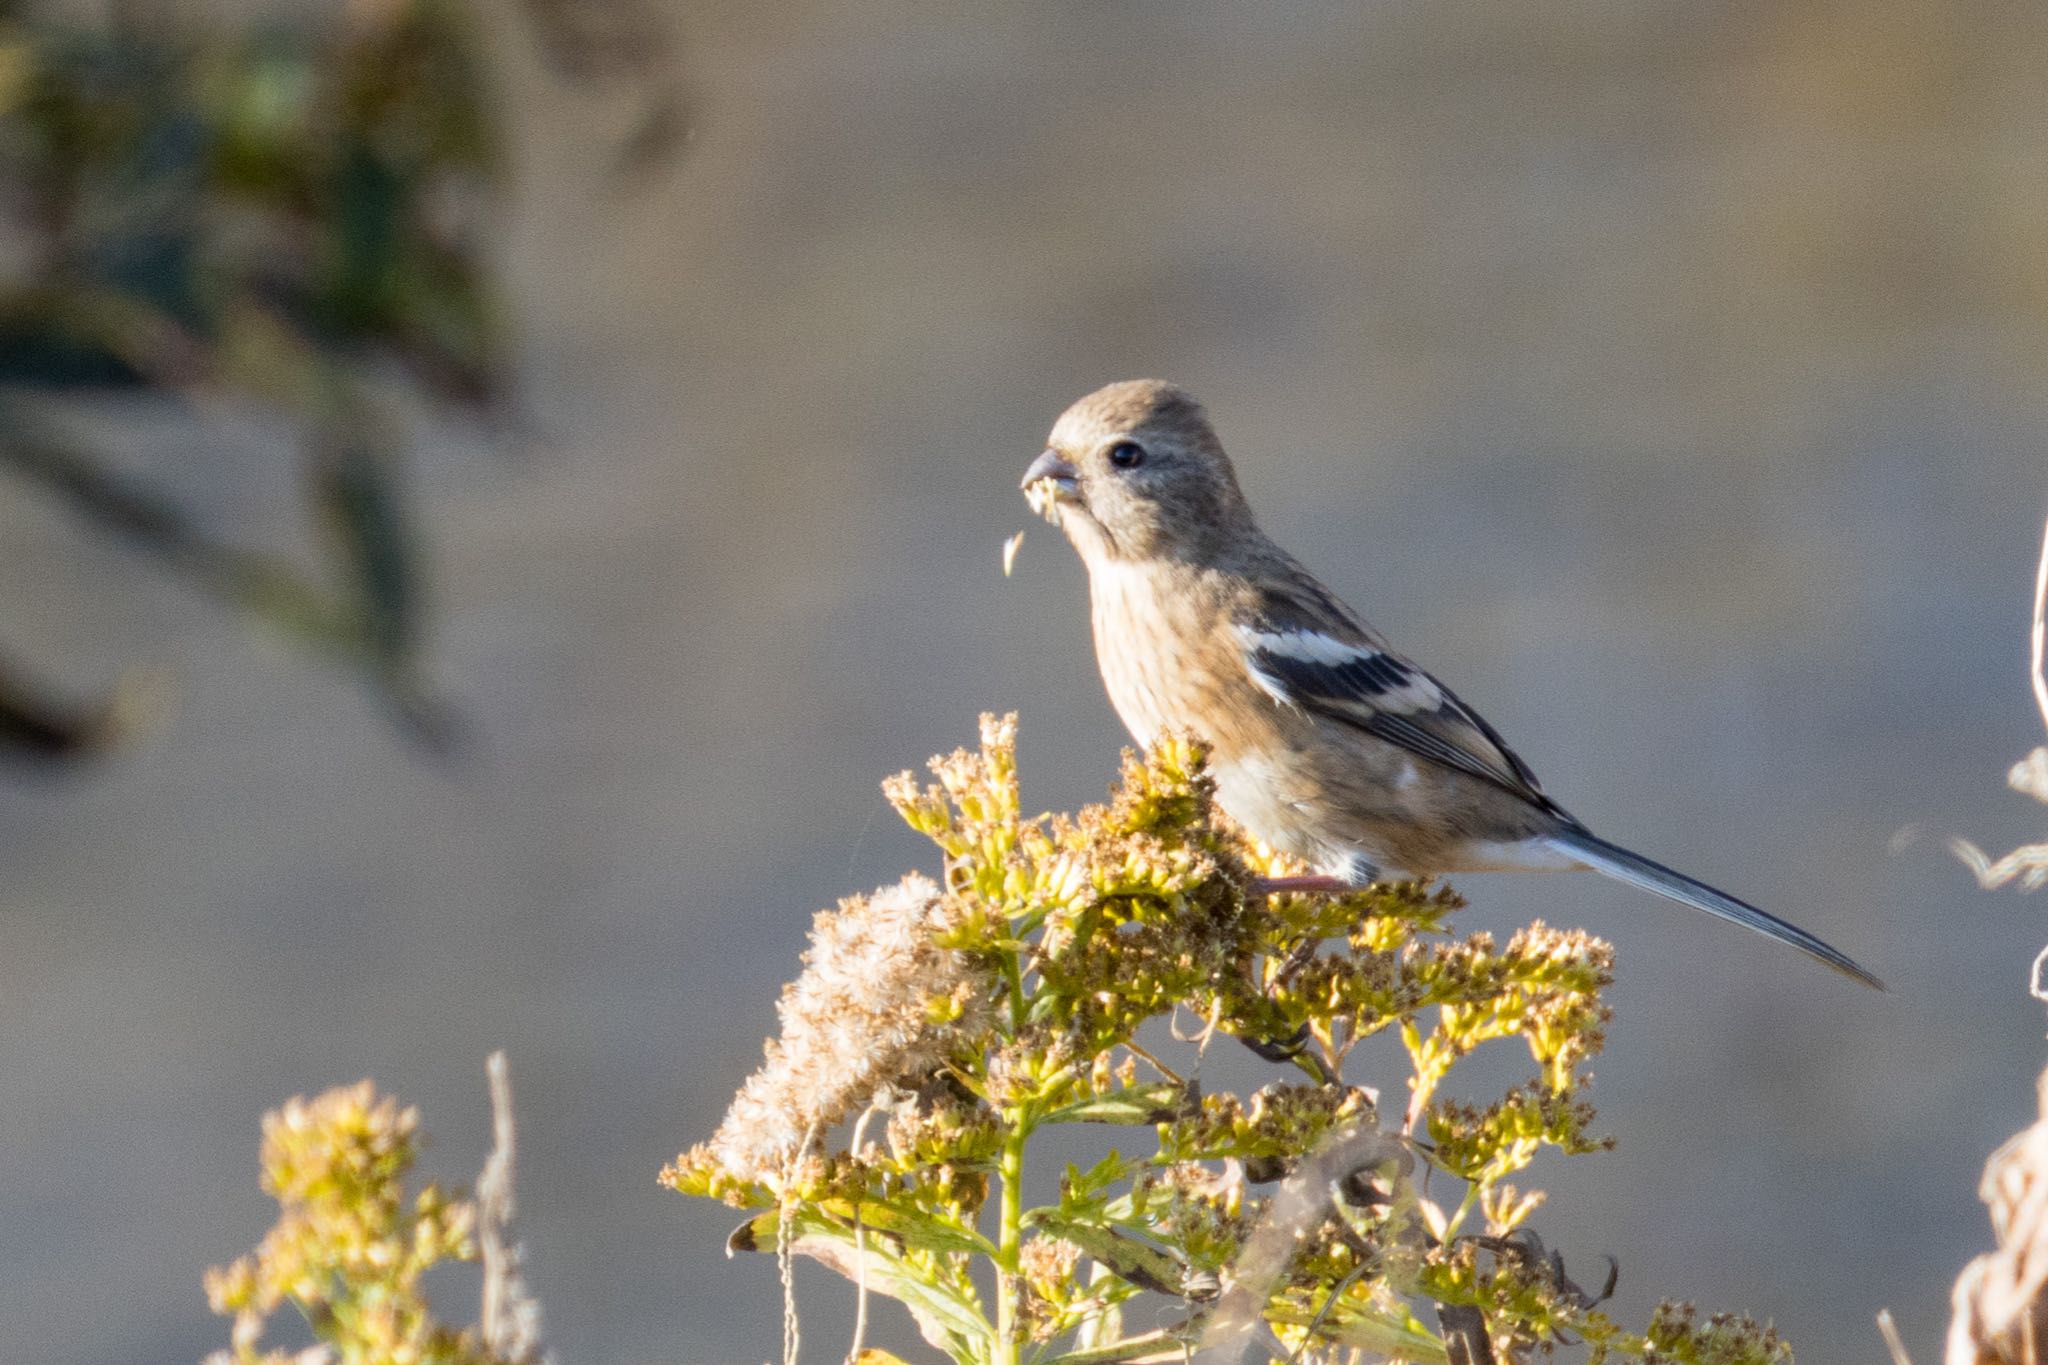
1021;449;1080;524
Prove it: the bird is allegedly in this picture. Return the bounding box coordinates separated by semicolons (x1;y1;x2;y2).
1020;379;1881;989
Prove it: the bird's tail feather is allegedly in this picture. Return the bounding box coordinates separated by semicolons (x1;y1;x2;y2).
1544;829;1883;990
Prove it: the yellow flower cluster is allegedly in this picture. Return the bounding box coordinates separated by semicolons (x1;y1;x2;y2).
667;716;1793;1365
203;1081;498;1365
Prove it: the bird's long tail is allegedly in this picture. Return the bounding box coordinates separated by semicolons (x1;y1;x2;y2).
1543;829;1884;990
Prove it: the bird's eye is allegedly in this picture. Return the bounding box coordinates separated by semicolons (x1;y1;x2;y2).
1107;440;1146;470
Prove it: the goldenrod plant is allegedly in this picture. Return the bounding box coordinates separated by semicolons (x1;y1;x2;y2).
666;715;1790;1365
204;1057;545;1365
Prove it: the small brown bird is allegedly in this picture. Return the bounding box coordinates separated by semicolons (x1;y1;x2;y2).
1022;379;1881;988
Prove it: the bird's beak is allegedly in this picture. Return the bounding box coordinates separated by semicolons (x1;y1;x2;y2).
1020;450;1080;511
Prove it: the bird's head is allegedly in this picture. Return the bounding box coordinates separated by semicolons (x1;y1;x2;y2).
1021;380;1254;565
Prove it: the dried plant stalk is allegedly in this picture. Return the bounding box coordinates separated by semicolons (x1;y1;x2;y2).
1952;517;2048;890
1949;1068;2048;1365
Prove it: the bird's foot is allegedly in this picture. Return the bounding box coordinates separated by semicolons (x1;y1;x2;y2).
1228;1023;1310;1064
1238;1024;1311;1064
1274;936;1320;983
1237;1024;1338;1084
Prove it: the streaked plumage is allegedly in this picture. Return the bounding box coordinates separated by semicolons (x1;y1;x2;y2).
1022;379;1881;989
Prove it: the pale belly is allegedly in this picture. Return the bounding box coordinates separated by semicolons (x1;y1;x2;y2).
1205;722;1580;884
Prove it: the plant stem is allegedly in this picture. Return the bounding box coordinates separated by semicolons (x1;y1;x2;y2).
1005;952;1028;1032
1445;1183;1482;1241
994;1117;1029;1365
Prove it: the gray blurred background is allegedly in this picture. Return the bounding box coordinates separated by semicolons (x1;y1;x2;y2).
5;0;2048;1361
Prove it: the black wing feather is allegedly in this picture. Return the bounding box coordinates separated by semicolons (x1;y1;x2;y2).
1240;574;1568;817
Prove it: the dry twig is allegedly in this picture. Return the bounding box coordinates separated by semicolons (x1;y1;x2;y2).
478;1052;549;1365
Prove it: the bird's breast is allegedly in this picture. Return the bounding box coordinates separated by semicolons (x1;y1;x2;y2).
1086;561;1286;759
1088;562;1183;747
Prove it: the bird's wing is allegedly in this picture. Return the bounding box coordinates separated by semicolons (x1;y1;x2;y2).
1232;582;1568;817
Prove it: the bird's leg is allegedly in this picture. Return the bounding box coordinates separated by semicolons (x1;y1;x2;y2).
1249;852;1379;899
1237;859;1374;1075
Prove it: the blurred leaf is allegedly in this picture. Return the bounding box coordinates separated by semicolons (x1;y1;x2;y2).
1038;1331;1192;1365
0;402;465;752
307;379;469;753
0;29;32;115
517;0;689;185
606;89;688;185
1267;1300;1450;1362
211;300;321;408
0;282;209;388
312;392;416;668
0;655;167;763
0;401;356;648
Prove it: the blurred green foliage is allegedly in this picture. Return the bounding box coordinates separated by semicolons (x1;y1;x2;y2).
0;0;680;760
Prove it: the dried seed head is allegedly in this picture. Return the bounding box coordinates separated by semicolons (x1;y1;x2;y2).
706;874;992;1183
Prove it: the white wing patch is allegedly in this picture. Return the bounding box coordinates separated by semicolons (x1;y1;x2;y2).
1235;627;1362;665
1242;653;1298;709
1234;627;1444;716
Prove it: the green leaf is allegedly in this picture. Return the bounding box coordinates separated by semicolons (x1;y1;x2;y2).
1268;1300;1449;1363
1056;1152;1133;1221
1027;1215;1196;1301
1038;1326;1194;1364
728;1195;992;1258
822;1198;998;1259
1041;1083;1195;1128
729;1208;993;1364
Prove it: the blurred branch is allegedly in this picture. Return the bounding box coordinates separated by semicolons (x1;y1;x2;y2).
2032;514;2048;736
1878;1308;1915;1365
1944;518;2048;1363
